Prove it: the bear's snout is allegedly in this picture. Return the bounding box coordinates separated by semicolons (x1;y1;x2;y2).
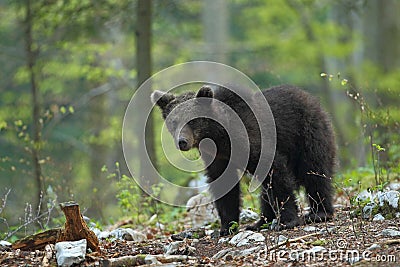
178;138;190;151
176;125;194;151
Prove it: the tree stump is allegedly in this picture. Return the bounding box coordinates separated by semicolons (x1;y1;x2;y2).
57;201;100;252
12;202;99;252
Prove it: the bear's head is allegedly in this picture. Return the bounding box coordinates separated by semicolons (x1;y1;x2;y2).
151;85;228;152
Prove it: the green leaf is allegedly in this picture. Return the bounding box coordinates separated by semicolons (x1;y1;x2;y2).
0;121;7;130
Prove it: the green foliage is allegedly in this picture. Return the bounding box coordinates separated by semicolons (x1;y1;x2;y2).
111;163;185;232
0;0;399;234
228;221;239;235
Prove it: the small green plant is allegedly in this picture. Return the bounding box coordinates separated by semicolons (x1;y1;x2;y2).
260;222;272;230
228;221;239;235
106;162;186;231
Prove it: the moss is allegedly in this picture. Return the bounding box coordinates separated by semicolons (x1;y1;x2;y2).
311;239;328;246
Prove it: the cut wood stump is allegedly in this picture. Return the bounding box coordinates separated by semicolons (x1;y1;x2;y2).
12;201;99;252
57;201;100;252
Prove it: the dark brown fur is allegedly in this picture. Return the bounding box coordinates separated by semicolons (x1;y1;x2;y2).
151;84;336;236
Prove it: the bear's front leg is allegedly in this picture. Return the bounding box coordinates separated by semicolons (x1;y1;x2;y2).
205;158;241;236
212;183;240;236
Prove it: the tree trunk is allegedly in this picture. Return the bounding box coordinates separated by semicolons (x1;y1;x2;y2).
202;0;229;63
136;0;157;186
362;0;400;167
24;0;44;212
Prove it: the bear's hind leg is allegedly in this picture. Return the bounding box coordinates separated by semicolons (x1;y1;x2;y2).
248;157;301;231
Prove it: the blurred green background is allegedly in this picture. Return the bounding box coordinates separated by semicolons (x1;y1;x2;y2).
0;0;399;235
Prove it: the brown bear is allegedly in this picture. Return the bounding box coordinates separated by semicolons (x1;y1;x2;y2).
151;84;336;236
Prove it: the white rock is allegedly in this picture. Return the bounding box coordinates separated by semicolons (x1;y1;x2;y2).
55;239;87;267
218;237;230;244
212;246;262;259
367;244;381;251
155;222;165;230
396;212;400;218
270;219;279;230
212;248;233;259
90;227;101;237
0;240;11;247
303;226;318;232
318;227;336;235
377;190;400;209
381;228;400;237
109;228;146;242
164;241;184;255
97;230;111;239
186;193;218;227
239;209;259;223
372;213;385;221
362;202;376;219
229;230;265;247
276;235;288;243
348;256;362;264
388;183;400;191
144;255;160;264
205;230;215;236
356;190;374;202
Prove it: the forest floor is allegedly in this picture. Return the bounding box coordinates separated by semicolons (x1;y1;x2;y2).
1;206;399;266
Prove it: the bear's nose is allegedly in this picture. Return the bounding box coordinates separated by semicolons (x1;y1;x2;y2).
178;138;190;151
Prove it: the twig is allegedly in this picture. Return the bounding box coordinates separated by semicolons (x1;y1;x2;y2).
269;232;319;251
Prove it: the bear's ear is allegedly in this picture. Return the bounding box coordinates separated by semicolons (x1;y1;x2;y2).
151;90;175;109
196;85;214;99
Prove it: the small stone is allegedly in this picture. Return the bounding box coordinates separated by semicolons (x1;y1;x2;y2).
212;248;233;259
0;240;11;247
356;190;374;202
270;219;279;230
348;256;362;264
211;246;262;260
186;193;218;227
171;228;206;241
239;209;259;224
165;241;184;255
317;227;336;235
229;230;265;247
377;191;400;209
55;239;87;267
303;226;318;232
362;202;376;219
109;228;146;242
367;244;381;251
205;230;214;236
381;228;400;237
276;235;288;243
144;255;160;265
218;237;230;244
372;213;385;221
388;183;400;191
